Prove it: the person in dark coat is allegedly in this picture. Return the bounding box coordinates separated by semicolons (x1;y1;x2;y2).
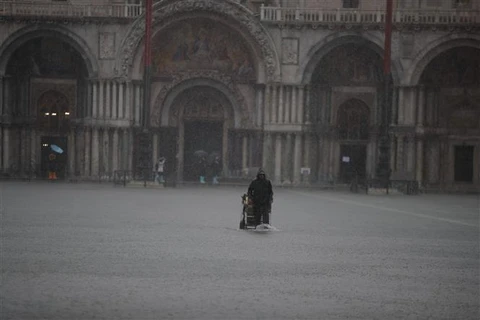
210;155;221;184
247;169;273;226
197;156;207;184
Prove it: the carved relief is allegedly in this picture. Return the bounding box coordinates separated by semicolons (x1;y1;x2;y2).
116;0;277;79
281;38;299;65
99;32;115;60
150;19;255;81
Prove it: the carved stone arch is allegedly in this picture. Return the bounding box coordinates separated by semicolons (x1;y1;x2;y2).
298;32;401;86
0;24;98;77
115;0;279;82
153;71;251;129
407;35;480;86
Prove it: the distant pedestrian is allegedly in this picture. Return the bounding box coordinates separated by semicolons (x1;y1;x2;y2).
155;157;166;184
197;156;207;184
48;153;57;180
210;155;221;184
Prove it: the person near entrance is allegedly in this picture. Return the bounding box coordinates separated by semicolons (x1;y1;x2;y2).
48;153;57;180
247;169;274;226
154;157;166;185
210;155;221;185
197;155;207;184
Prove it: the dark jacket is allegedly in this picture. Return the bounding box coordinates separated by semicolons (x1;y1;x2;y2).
248;170;273;205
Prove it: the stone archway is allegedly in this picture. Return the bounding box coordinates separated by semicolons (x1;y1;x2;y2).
298;33;400;86
116;0;279;82
0;25;97;77
406;36;480;86
418;46;480;190
170;86;235;182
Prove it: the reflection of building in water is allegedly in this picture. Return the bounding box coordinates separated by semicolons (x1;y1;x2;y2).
0;0;479;192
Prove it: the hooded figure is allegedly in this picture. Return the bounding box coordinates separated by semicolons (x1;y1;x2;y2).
247;169;274;225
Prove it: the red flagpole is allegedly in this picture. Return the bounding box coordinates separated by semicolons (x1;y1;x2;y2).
143;0;153;129
384;0;393;76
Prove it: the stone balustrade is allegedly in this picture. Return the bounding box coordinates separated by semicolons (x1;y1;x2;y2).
0;1;143;19
260;6;479;25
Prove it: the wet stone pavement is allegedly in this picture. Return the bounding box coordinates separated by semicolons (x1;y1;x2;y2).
1;181;479;320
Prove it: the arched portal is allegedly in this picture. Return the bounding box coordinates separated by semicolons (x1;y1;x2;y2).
2;35;89;178
419;46;480;189
171;86;235;182
308;42;382;183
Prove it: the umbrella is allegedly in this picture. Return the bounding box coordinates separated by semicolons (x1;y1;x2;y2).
193;150;208;158
50;144;64;154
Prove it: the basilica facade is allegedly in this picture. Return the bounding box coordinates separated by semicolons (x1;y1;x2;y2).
0;0;479;192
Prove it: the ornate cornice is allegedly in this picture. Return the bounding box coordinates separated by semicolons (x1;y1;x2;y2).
115;0;277;80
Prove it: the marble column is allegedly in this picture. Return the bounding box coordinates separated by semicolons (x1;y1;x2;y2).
152;132;158;164
177;123;184;182
30;128;36;172
285;133;292;183
271;85;277;124
98;81;104;119
274;133;282;184
91;127;99;178
135;85;141;126
304;133;312;182
92;80;98;118
20;128;27;174
128;130;133;172
293;132;302;184
102;128;110;176
301;86;310;124
255;86;263;127
416;138;423;186
264;85;271;124
262;132;269;171
84;128;91;177
124;82;131;120
112;81;118;120
291;86;297;124
118;82;125;119
0;77;4;116
242;134;248;171
300;86;307;124
417;85;425;127
75;128;83;177
68;128;75;178
397;87;405;125
112;128;119;172
105;81;111;120
2;128;9;172
278;85;284;123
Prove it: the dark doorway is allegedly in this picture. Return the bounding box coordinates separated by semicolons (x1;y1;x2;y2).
184;120;223;181
339;144;367;184
41;136;68;179
454;145;474;182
